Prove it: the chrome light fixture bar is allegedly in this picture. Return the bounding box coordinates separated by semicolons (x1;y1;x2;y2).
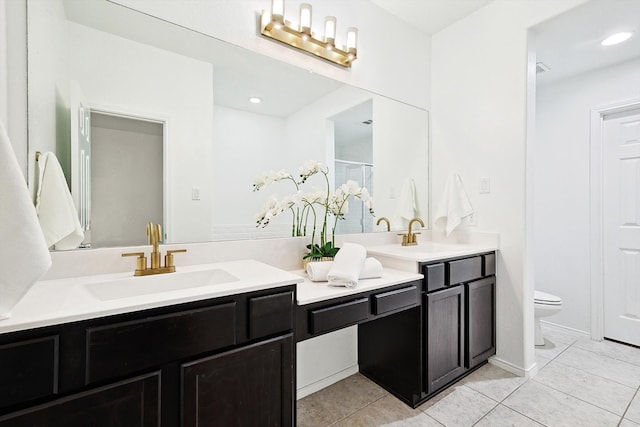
260;0;358;68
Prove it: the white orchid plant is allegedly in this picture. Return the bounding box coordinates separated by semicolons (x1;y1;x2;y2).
253;160;374;259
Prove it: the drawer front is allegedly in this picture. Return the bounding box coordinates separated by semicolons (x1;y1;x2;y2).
86;302;236;384
0;336;59;409
424;263;445;292
310;298;369;335
249;291;294;339
483;253;496;277
448;257;482;285
372;286;419;315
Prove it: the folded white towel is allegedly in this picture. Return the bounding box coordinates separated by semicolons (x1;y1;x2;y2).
434;173;474;236
36;152;84;250
0;122;52;319
327;242;367;288
307;258;383;282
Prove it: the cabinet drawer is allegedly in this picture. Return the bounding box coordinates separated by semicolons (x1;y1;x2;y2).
448;257;482;285
310;298;369;335
372;286;419;315
86;302;236;384
483;253;496;277
249;291;294;339
424;263;445;292
0;336;59;409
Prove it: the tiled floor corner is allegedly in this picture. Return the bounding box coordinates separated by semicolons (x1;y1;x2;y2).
297;324;640;426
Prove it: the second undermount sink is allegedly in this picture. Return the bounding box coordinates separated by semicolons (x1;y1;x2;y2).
85;268;240;301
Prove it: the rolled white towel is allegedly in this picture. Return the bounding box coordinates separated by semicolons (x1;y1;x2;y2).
307;258;383;282
327;242;367;288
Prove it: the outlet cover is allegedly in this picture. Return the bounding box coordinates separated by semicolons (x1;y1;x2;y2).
465;212;477;226
192;187;201;200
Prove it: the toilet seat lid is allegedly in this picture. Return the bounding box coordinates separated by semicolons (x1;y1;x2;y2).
534;290;562;305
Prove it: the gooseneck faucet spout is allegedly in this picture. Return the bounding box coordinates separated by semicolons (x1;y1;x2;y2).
376;217;391;231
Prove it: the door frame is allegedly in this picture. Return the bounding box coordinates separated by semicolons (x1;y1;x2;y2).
589;98;640;341
88;102;171;243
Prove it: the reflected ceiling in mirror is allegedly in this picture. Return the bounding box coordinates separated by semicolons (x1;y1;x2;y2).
27;0;430;249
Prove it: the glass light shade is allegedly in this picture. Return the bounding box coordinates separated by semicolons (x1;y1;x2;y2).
346;27;358;53
324;16;336;44
271;0;284;23
300;4;312;34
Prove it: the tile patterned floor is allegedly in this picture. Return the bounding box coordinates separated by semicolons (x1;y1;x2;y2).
297;324;640;426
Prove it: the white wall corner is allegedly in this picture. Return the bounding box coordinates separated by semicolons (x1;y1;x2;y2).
489;356;538;379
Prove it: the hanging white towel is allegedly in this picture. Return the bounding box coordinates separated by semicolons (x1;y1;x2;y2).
392;178;417;229
36;152;84;250
307;258;383;282
434;173;474;236
0;122;52;319
327;242;367;288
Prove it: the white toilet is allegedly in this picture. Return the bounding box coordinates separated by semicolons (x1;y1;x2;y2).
534;290;563;346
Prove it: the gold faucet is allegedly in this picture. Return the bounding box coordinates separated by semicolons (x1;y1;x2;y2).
122;222;186;276
398;217;425;246
376;217;391;231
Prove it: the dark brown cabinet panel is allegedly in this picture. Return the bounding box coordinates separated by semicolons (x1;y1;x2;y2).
249;291;294;339
181;334;293;427
0;372;160;427
425;286;466;395
466;277;496;368
0;336;59;409
424;263;445;292
310;298;369;335
86;302;236;384
448;257;482;286
372;285;419;315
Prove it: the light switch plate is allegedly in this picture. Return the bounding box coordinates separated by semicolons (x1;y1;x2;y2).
192;187;201;200
480;177;490;194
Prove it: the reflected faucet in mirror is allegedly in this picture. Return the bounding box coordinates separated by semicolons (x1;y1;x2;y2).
122;222;186;276
376;217;391;231
398;217;425;246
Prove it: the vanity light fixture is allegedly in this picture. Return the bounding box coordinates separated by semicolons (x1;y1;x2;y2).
260;0;358;68
601;31;633;46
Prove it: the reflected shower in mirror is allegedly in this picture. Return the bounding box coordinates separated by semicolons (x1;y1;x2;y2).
27;0;430;249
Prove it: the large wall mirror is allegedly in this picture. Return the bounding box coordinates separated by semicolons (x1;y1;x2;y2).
27;0;430;249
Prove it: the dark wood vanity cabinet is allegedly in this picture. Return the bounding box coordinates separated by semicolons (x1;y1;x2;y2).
0;285;296;427
359;252;496;407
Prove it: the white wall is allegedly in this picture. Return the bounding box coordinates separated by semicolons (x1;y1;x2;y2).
535;58;640;333
431;0;586;374
110;0;431;110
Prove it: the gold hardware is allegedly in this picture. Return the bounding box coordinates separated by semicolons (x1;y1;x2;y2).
400;217;425;246
260;10;357;68
35;151;41;161
376;217;391;231
122;222;187;276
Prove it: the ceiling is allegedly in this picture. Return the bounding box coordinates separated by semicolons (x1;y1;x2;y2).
534;0;640;84
371;0;492;35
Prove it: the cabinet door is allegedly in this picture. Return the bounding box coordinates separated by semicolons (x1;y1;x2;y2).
181;334;293;427
425;286;465;395
467;277;496;368
0;372;160;427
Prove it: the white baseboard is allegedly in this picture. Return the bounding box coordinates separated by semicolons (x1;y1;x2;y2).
489;356;538;378
296;364;359;400
540;320;590;337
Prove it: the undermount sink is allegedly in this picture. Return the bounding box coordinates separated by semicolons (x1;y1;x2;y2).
85;268;240;301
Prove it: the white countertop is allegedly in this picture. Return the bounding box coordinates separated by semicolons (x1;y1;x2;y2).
367;241;498;263
295;268;423;305
0;259;303;335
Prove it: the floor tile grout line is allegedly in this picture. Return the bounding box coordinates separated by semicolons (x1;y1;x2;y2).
621;386;640;423
325;391;388;426
468;400;499;426
529;375;630;418
549;354;640;390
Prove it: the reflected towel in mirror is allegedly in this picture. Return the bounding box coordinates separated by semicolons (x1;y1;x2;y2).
0;122;52;319
434;173;474;236
36;152;84;250
392;178;417;230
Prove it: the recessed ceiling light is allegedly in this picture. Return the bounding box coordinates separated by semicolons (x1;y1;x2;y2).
601;32;633;47
249;97;262;104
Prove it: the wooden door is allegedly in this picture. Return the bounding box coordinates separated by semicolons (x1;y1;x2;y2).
425;285;465;395
466;277;496;368
181;335;294;427
603;108;640;346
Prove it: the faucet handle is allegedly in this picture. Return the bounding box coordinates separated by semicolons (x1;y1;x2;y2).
165;249;187;269
122;252;147;274
397;233;409;246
